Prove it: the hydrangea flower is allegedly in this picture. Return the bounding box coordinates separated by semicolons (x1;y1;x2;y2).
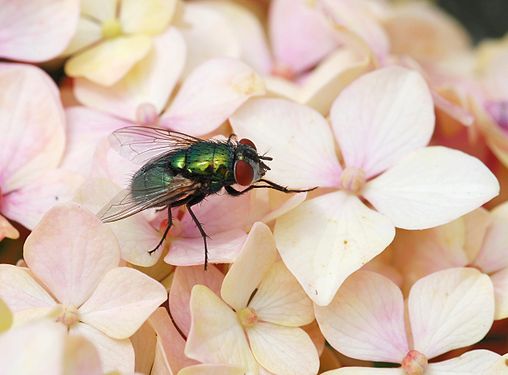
231;66;499;305
394;203;508;320
315;268;498;374
0;63;82;240
0;203;167;372
185;223;319;375
64;0;177;85
0;0;79;62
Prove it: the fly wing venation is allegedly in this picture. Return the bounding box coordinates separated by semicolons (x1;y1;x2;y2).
109;126;203;164
97;175;200;223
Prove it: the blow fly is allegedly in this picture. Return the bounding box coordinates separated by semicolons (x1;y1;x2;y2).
98;126;313;269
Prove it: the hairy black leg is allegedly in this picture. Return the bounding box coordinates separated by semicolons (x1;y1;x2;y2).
225;181;317;197
148;206;173;255
186;195;209;270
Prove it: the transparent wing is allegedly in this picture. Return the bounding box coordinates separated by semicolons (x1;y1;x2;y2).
97;175;200;223
109;126;203;164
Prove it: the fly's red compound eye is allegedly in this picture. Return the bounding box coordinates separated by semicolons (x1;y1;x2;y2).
234;160;254;186
239;138;257;150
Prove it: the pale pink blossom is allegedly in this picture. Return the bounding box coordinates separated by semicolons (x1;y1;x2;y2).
231;66;499;305
0;0;79;62
0;203;167;372
0;63;82;240
185;223;319;375
315;268;497;374
64;0;177;85
394;203;508;319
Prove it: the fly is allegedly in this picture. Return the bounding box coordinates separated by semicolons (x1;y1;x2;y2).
98;126;314;269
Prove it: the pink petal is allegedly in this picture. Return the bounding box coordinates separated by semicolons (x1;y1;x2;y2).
473;203;508;273
178;2;240;78
427;350;500;374
364;147;500;230
62;107;131;175
166;229;247;266
179;364;245;375
409;268;495;359
230;98;342;189
148;307;198;373
71;323;135;373
0;265;56;317
169;265;224;336
2;169;84;229
247;323;319;375
249;261;314;327
331;66;434;179
269;0;338;75
0;64;65;192
24;203;120;306
0;214;19;240
162;58;264;136
0;0;79;62
315;271;409;363
186;285;258;373
79;267;167;339
74;28;186;121
221;222;278;311
0;321;66;375
491;268;508;320
275;192;395;306
63;335;103;375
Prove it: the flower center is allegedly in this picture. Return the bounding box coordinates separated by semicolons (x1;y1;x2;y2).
237;307;258;328
401;350;428;375
101;18;123;39
136;103;160;126
232;72;265;96
57;305;80;327
271;62;296;81
339;167;366;194
485;100;508;132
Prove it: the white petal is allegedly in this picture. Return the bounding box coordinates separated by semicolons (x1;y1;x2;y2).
322;369;402;375
247;323;319;375
163;58;264;135
221;222;278;311
71;323;135;373
275;192;395;305
120;0;176;35
491;268;508;320
426;350;500;375
178;364;245;375
230;98;341;189
409;268;495;359
315;271;409;363
81;0;116;22
79;267;167;339
74;28;186;120
249;261;314;327
185;285;258;373
364;147;499;230
331;66;434;178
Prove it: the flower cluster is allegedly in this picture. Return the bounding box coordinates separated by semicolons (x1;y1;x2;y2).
0;0;507;374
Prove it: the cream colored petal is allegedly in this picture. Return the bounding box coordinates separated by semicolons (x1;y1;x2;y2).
62;17;102;56
463;207;492;262
65;36;152;86
249;261;314;327
275;192;395;306
178;364;245;375
186;285;258;373
71;323;135;373
0;215;19;240
79;267;167;339
0;298;12;332
74;28;185;120
247;323;319;375
409;268;495;359
491;268;508;320
322;368;402;375
178;2;240;78
81;0;117;22
315;271;409;363
120;0;176;34
426;349;500;375
485;353;508;375
221;222;278;311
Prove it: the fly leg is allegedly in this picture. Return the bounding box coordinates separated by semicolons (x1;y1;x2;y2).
148;206;173;255
185;194;209;270
225;180;316;196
